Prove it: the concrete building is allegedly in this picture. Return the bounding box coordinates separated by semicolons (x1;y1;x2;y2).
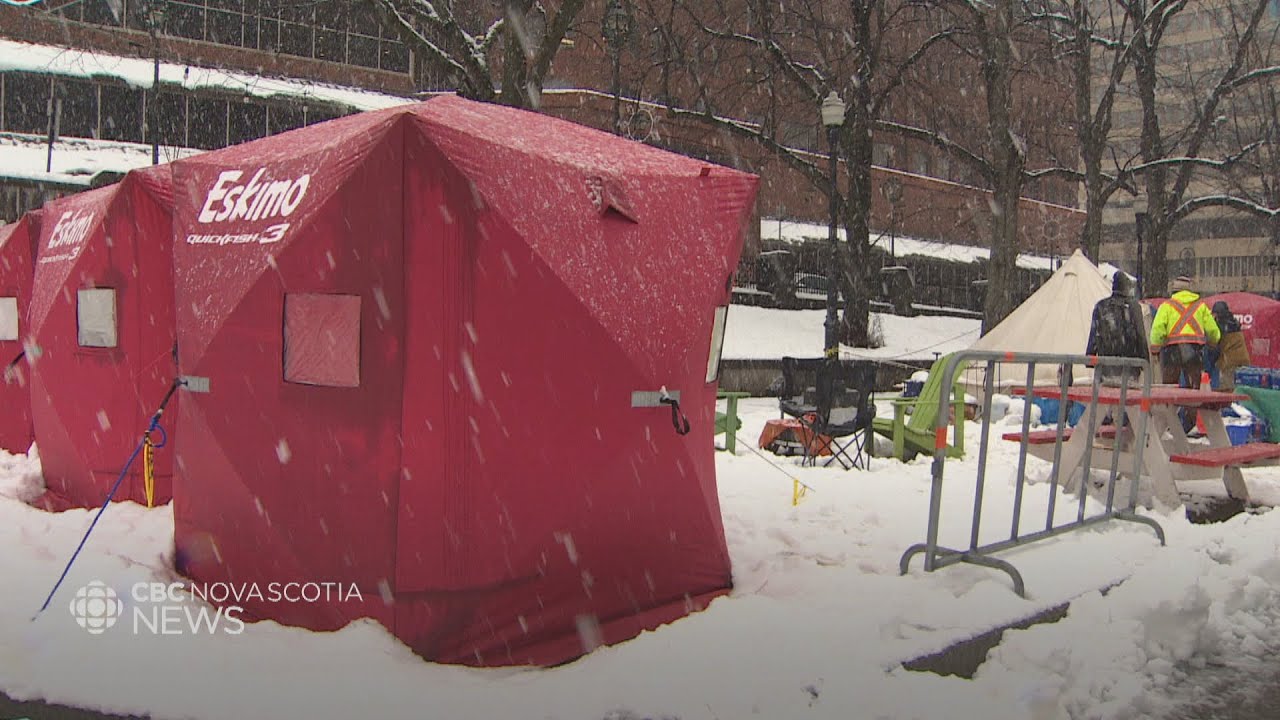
1096;0;1280;295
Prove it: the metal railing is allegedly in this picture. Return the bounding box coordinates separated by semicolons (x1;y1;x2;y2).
898;350;1166;597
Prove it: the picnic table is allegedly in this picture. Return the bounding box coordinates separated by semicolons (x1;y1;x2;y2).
1008;385;1280;506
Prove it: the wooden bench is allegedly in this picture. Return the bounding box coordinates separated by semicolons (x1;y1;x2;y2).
1168;442;1280;502
1001;426;1120;444
1168;442;1280;467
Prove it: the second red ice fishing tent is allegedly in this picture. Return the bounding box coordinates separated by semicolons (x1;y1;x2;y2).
28;167;177;508
171;96;757;666
0;210;41;455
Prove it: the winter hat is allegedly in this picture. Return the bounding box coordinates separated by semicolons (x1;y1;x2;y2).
1112;272;1133;296
1170;275;1193;292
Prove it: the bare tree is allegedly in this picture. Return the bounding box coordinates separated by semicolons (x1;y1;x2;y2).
361;0;586;107
1027;0;1140;260
630;0;952;347
1120;0;1276;296
881;0;1074;332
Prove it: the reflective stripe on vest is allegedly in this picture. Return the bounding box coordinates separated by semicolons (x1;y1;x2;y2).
1165;299;1207;345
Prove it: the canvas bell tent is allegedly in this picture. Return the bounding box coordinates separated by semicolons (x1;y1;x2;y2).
0;211;40;455
965;250;1114;391
170;96;758;667
27;167;177;509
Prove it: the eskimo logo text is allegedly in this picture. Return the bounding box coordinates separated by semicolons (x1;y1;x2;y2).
198;169;310;224
40;210;95;264
47;210;94;250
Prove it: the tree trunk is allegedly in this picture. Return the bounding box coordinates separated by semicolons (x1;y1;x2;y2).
1132;11;1169;296
979;0;1024;334
839;9;876;348
1073;1;1104;261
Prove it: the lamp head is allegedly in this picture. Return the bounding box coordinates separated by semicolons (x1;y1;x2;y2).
821;90;846;128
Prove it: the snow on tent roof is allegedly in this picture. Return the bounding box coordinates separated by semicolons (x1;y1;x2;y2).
0;38;411;112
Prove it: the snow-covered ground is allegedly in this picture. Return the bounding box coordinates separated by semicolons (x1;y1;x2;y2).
2;306;1279;720
723;304;980;361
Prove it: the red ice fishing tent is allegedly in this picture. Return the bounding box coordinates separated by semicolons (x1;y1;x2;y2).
28;167;177;508
171;96;757;666
0;210;41;455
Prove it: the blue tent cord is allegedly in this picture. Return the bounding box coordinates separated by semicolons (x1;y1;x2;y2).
34;377;185;618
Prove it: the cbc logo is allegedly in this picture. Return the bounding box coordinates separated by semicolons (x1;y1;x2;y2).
69;581;124;634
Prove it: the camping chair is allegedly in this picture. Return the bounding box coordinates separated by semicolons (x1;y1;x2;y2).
871;354;967;461
772;357;826;457
806;358;878;470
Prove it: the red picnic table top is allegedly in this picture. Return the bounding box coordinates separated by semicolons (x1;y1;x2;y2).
1013;384;1247;408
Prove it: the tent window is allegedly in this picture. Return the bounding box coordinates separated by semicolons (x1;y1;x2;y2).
77;288;117;348
706;305;728;384
0;297;16;342
284;293;361;387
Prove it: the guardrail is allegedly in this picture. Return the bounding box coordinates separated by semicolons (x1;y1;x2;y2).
898;350;1166;597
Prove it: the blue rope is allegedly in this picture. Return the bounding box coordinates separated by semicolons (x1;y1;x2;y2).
35;417;159;618
33;376;184;617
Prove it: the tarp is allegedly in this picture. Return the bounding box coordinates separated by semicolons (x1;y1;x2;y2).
170;96;758;667
967;249;1114;389
28;167;176;508
0;210;40;454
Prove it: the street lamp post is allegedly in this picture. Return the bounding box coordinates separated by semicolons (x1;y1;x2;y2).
821;90;846;358
885;178;903;262
1133;190;1148;299
145;0;167;165
603;0;633;135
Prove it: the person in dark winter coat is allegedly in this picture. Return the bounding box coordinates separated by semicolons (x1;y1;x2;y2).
1206;301;1250;390
1087;273;1147;385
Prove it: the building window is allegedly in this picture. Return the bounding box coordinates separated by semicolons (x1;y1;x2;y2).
228;101;267;143
909;150;930;176
2;73;51;135
99;84;145;143
77;288;118;348
267;104;305;134
872;143;895;168
59;0;408;75
0;297;17;341
284;293;361;387
187;96;228;149
56;78;98;139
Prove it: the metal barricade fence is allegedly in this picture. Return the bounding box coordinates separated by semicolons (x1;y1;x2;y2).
898;350;1166;597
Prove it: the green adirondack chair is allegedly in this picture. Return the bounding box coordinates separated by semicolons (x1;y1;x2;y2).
872;354;967;461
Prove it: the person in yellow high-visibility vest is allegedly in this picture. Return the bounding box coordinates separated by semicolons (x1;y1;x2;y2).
1150;275;1221;430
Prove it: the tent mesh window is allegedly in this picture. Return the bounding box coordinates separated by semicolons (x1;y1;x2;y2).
706;305;728;383
0;297;16;341
283;293;361;388
76;288;117;348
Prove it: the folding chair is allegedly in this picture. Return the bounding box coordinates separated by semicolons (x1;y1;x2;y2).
772;357;825;457
808;359;877;470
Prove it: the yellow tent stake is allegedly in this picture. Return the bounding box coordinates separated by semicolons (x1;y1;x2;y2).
792;478;807;506
143;435;155;509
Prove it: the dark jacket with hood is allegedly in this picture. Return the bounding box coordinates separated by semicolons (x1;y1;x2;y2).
1087;273;1147;361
